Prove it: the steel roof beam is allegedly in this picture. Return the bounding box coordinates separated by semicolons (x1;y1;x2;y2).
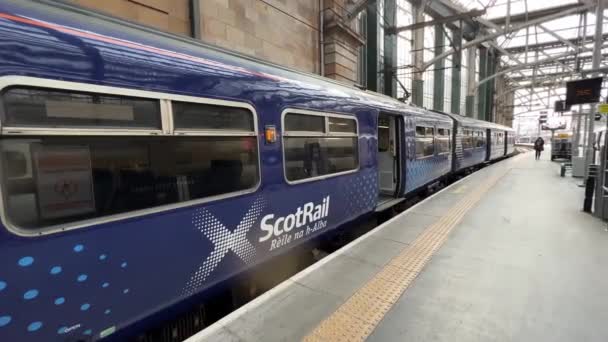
477;44;597;88
489;3;584;25
424;0;481;38
505;33;608;53
385;8;484;34
508;67;608;82
422;3;594;71
537;24;579;51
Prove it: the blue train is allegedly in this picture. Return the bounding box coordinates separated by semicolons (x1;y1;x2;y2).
0;1;515;341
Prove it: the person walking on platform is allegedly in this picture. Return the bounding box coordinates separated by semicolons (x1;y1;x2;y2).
534;137;544;160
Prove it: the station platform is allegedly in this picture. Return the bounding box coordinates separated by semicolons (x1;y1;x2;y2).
186;149;608;342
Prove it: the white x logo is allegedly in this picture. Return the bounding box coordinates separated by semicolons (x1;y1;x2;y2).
183;196;266;295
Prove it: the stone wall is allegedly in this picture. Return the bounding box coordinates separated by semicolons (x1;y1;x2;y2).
66;0;365;80
200;0;321;74
322;0;364;84
70;0;191;36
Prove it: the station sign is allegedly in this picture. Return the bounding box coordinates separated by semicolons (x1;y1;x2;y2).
565;77;603;106
554;100;570;112
599;103;608;114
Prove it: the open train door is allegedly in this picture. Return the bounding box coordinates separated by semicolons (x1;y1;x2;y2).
376;113;403;211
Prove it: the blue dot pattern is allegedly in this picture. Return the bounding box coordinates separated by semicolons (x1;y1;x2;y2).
0;243;132;339
23;289;39;300
27;321;42;332
345;170;377;217
18;256;34;267
0;316;11;327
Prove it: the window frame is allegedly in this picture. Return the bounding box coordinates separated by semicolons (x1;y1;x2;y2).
281;108;359;185
435;126;451;155
415;124;435;159
462;128;473;150
0;76;261;237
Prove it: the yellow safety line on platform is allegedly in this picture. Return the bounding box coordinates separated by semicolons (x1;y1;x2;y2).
303;155;523;342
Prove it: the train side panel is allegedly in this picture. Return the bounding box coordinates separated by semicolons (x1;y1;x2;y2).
403;114;452;193
454;124;487;171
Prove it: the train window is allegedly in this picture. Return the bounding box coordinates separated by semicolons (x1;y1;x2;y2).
436;128;450;154
378;117;390;152
329;117;356;133
172;102;254;131
2;87;161;129
462;130;472;150
283;112;358;182
285;113;325;133
476;131;485;148
416;126;426;137
0;136;259;230
415;126;434;158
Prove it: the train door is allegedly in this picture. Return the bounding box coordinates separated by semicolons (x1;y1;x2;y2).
485;128;492;161
377;114;401;201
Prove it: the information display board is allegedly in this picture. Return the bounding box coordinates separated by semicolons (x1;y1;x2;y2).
565;77;603;106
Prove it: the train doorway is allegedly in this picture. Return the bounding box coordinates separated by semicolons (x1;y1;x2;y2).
377;114;401;209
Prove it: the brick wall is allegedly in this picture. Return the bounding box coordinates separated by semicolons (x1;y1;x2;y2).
70;0;191;36
199;0;321;74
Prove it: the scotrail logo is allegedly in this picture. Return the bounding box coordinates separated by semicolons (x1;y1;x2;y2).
259;196;330;250
183;196;331;294
183;196;265;295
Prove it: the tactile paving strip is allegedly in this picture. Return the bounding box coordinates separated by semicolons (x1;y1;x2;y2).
303;155;523;342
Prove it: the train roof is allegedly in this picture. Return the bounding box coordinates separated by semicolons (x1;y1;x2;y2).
433;110;514;131
0;0;408;112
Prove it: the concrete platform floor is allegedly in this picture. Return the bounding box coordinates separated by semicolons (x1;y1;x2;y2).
188;150;608;342
368;151;608;342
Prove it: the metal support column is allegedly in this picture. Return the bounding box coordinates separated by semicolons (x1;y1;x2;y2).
574;105;582;156
585;0;604;181
465;46;476;117
433;24;445;111
412;2;425;106
383;0;397;97
366;2;379;92
478;47;488;121
451;27;462;114
486;51;496;122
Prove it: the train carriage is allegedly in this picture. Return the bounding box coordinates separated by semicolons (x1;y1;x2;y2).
488;126;507;161
0;1;515;341
402;110;453;193
440;112;490;173
506;130;516;156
